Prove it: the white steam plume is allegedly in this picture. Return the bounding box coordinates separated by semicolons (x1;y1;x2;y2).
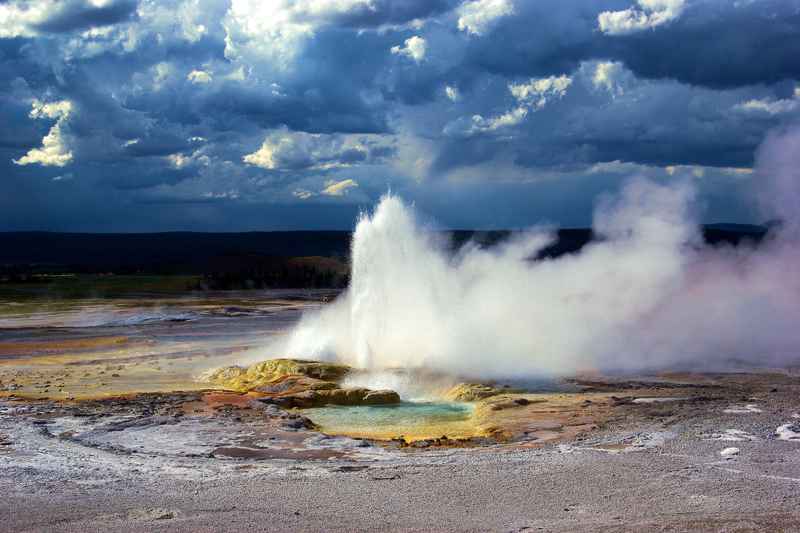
283;127;800;379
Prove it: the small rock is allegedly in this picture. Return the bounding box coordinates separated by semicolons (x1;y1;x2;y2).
720;447;740;458
361;389;401;405
610;396;633;406
371;473;401;481
281;414;315;430
335;465;368;473
128;508;177;521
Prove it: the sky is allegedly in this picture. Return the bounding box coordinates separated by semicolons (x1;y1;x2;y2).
1;0;799;232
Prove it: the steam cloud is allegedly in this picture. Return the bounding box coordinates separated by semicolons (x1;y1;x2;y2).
283;126;800;379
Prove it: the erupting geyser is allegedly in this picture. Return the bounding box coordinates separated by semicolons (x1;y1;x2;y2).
285;127;800;381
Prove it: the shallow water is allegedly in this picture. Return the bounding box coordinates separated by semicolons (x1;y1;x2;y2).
304;401;478;441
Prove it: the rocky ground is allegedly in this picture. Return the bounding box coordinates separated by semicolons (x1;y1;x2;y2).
2;296;799;531
2;370;800;532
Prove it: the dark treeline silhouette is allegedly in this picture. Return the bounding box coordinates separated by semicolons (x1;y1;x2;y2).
194;255;349;290
0;231;352;275
0;224;769;290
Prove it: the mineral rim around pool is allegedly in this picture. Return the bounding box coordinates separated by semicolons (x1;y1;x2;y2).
205;359;487;440
204;359;615;443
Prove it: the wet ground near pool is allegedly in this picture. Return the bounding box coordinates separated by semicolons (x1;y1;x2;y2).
0;290;337;399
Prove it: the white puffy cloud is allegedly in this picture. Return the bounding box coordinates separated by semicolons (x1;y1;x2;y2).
592;61;627;96
446;74;573;136
239;0;376;22
292;178;360;199
203;189;240;200
27;99;73;121
735;88;800;115
598;0;685;35
167;150;210;169
224;0;314;68
321;178;358;196
445;85;460;102
151;61;173;91
509;74;572;108
223;0;380;68
243;128;390;171
293;188;315;200
4;0;797;226
391;35;427;63
738;99;798;115
0;0;49;38
187;69;213;84
469;106;528;132
13;100;74;168
0;0;136;38
457;0;514;36
174;0;210;42
243;139;281;169
124;0;228;54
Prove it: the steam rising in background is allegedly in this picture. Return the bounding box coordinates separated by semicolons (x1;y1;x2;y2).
281;126;800;379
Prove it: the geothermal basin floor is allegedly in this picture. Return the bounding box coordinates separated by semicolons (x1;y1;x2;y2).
2;294;800;531
3;372;800;532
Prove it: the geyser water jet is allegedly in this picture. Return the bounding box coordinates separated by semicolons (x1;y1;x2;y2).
285;127;800;381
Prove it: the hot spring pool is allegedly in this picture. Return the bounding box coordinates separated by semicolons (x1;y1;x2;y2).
303;402;478;441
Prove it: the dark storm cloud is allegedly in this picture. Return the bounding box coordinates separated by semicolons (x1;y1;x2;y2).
459;0;600;80
120;27;399;135
103;160;196;190
0;0;798;231
33;0;139;34
122;133;189;157
0;95;41;148
317;0;457;27
431;69;778;174
201;81;389;135
606;0;800;89
0;38;60;96
451;0;800;90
